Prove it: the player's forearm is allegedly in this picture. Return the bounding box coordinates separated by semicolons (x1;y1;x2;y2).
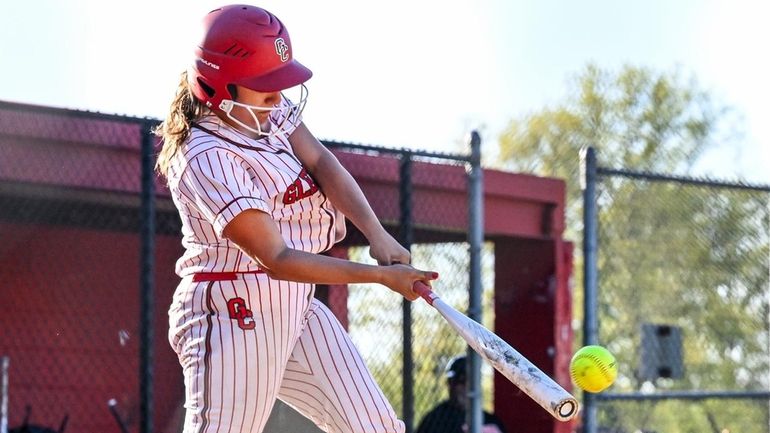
260;247;384;284
224;209;384;284
312;151;387;240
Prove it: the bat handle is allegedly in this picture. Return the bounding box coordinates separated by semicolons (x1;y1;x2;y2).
412;281;439;305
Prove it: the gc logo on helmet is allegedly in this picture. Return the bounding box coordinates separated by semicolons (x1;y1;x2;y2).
189;4;311;137
274;38;290;62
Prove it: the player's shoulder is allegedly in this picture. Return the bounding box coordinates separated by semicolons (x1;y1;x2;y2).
183;130;230;160
165;131;237;184
182;116;247;161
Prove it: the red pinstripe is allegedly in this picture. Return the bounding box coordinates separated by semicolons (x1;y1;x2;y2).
212;285;225;433
312;310;368;431
248;277;267;432
320;196;336;252
283;326;352;428
202;152;228;212
231;281;249;433
280;301;404;433
329;314;386;428
254;277;270;428
221;283;237;433
193;282;205;430
278;384;346;432
278;282;287;373
200;281;215;433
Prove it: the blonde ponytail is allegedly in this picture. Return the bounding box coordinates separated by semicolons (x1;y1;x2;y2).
155;71;206;179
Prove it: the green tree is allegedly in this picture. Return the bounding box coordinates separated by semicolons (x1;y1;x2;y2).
498;64;725;231
496;64;770;432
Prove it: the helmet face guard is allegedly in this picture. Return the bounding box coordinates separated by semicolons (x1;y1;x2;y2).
188;5;312;136
217;84;308;138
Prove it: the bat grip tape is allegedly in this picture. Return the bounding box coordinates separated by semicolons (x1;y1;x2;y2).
413;281;438;305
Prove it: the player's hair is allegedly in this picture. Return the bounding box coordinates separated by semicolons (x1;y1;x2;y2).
154;71;206;178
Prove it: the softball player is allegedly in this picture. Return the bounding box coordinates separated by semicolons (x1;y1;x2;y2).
155;4;437;433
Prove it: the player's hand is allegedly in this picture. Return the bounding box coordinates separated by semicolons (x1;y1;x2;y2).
368;231;410;265
379;264;438;301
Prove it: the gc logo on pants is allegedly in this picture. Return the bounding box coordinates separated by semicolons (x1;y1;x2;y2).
227;297;255;330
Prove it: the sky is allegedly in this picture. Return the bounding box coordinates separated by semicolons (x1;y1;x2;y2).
1;0;768;183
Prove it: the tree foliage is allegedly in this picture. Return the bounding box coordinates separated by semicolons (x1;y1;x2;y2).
496;64;770;432
498;64;724;232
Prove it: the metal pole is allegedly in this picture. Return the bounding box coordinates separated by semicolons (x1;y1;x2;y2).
581;146;599;433
399;153;415;433
765;200;770;433
139;122;156;433
467;131;483;433
1;357;8;433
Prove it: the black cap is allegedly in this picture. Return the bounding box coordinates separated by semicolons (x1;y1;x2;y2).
445;356;466;379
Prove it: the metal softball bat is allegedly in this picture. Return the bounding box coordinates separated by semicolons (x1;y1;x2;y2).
413;282;579;422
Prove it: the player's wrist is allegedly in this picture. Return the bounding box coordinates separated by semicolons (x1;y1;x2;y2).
373;265;387;286
359;221;389;243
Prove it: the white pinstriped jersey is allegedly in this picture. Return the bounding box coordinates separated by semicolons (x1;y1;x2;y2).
166;98;346;277
165;98;404;433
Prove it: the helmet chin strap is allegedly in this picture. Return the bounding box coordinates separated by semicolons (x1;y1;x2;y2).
217;84;308;138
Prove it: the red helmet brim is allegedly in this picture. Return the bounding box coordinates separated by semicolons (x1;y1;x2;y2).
236;59;313;93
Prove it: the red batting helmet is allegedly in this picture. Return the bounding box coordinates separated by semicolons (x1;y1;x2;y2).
188;4;313;110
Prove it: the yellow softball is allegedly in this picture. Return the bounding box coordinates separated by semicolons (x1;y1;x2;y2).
569;345;617;393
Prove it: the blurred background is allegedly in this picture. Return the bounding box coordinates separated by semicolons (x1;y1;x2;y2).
1;1;769;433
1;0;768;183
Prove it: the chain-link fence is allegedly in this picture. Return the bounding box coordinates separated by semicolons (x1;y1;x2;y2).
581;146;770;433
0;101;496;433
319;140;494;433
0;102;171;433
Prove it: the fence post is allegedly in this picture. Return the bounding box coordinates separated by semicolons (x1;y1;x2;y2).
399;152;415;433
467;131;483;433
581;146;599;433
1;357;8;433
139;121;156;433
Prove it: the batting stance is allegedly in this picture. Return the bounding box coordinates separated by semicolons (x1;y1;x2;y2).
155;5;438;433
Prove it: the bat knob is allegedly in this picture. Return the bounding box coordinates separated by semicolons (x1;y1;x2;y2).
556;399;579;420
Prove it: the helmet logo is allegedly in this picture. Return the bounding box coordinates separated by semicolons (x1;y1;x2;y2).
274;38;290;62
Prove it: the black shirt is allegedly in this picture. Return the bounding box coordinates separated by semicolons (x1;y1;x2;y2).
415;401;507;433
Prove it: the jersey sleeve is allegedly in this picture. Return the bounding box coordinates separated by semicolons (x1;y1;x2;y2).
178;148;270;237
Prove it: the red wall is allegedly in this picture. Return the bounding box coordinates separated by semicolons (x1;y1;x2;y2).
494;238;575;433
0;222;184;433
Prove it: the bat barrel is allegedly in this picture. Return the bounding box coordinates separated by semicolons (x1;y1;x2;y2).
489;341;580;421
429;297;580;422
496;359;579;421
